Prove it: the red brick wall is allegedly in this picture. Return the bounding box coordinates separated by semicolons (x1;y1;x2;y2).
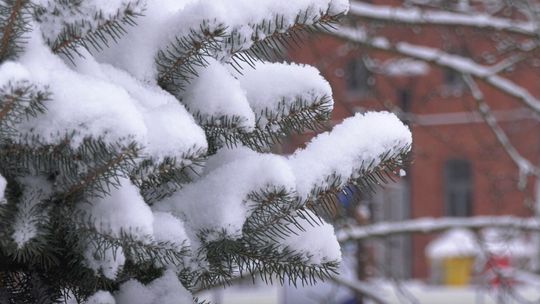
287;26;540;278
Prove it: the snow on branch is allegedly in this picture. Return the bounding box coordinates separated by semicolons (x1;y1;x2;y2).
462;75;540;181
349;2;537;37
332;26;540;116
289;111;411;201
234;61;333;129
337;216;540;242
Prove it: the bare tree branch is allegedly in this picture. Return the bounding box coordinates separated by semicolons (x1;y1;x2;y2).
330;26;540;116
463;74;540;184
337;216;540;242
329;275;390;304
349;2;538;37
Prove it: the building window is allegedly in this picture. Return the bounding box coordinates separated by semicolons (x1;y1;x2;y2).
370;181;411;279
398;89;411;113
345;58;371;95
442;67;465;93
444;159;472;217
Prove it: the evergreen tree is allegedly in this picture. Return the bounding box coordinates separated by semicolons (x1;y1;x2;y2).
0;0;411;303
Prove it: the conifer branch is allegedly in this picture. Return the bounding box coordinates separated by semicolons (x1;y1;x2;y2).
131;148;206;203
228;11;343;64
195;235;339;290
0;81;48;141
35;1;143;60
243;188;314;244
157;23;226;94
60;141;140;200
202;96;332;153
0;0;29;62
308;145;411;218
72;219;190;268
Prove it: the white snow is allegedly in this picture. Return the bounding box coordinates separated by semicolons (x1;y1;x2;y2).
234;61;333;127
0;61;31;85
84;60;207;162
14;27;207;159
426;228;480;259
16;28;147;148
0;0;424;297
80;179;151;279
182;58;255;130
94;0;196;82
11;176;52;248
282;211;341;264
152;212;189;250
0;174;6;204
173;0;349;59
11;199;40;248
154;147;296;248
85;290;116;304
115;270;193;304
399;169;407;177
80;178;154;239
84;244;126;280
289;112;412;199
96;0;349;82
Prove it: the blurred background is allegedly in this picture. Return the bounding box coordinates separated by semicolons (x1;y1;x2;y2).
201;0;540;303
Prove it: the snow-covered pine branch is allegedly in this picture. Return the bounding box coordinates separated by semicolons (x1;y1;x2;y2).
289;112;411;212
0;0;415;303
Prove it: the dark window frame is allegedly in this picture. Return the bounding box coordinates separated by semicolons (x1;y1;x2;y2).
344;57;372;96
443;159;473;217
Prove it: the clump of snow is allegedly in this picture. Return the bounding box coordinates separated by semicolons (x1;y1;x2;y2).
201;145;259;175
95;0;195;81
281;211;341;264
80;178;153;239
84;244;126;280
152;212;189;250
115;270;193;304
289;112;412;199
155;147;296;248
11;177;52;248
11;199;40;248
0;174;6;204
182;58;255;130
86;290;116;304
426;229;480;259
16;28;147;148
86;60;207;162
0;61;31;85
15;28;207;159
234;61;333;127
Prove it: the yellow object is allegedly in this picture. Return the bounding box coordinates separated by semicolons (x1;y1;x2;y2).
442;256;474;286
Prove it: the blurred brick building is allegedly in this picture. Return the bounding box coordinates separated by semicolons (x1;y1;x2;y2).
284;0;540;280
